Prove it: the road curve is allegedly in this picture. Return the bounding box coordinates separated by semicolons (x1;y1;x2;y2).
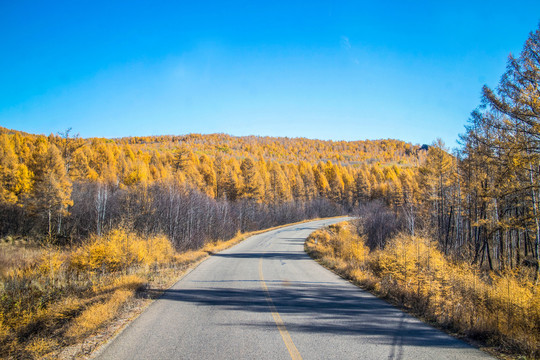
95;217;492;360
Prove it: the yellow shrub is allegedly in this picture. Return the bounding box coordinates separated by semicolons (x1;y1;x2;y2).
374;234;446;298
143;235;174;265
307;222;540;357
70;230;126;272
340;233;369;264
70;229;174;272
38;249;65;278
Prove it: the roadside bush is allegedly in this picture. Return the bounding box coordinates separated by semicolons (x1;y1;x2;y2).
306;221;540;358
70;229;174;272
0;229;175;359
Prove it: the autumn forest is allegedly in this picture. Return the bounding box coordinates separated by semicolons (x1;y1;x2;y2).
1;22;540;360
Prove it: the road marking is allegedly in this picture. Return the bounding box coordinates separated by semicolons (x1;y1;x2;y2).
259;257;303;360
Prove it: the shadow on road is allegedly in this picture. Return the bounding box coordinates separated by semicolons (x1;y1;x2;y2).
212;251;308;260
155;284;469;351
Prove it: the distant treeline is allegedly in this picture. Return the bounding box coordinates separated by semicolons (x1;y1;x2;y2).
0;128;421;248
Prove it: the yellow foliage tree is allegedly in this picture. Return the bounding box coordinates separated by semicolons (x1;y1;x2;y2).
27;142;73;237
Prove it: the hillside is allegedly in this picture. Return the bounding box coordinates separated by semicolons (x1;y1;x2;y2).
0;127;423;246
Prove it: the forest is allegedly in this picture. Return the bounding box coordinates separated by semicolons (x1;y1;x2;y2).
0;22;539;360
0;127;423;248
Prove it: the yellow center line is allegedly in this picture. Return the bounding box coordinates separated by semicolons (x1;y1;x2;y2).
258;257;303;360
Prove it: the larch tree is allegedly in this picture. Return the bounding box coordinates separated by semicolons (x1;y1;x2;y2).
214;156;229;200
474;26;540;277
268;162;291;205
313;164;330;197
172;144;191;172
240;158;264;202
0;134;32;204
355;169;372;203
27;142;73;238
198;154;217;198
418;139;455;251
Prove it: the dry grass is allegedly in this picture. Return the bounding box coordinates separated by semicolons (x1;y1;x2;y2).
66;289;133;338
0;229;175;359
0;240;43;277
305;221;540;359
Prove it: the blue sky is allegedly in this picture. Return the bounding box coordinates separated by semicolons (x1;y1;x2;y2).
1;1;539;148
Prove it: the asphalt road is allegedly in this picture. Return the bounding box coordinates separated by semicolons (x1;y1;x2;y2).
95;217;492;360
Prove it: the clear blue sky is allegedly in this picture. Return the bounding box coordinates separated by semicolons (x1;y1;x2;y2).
1;1;539;148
